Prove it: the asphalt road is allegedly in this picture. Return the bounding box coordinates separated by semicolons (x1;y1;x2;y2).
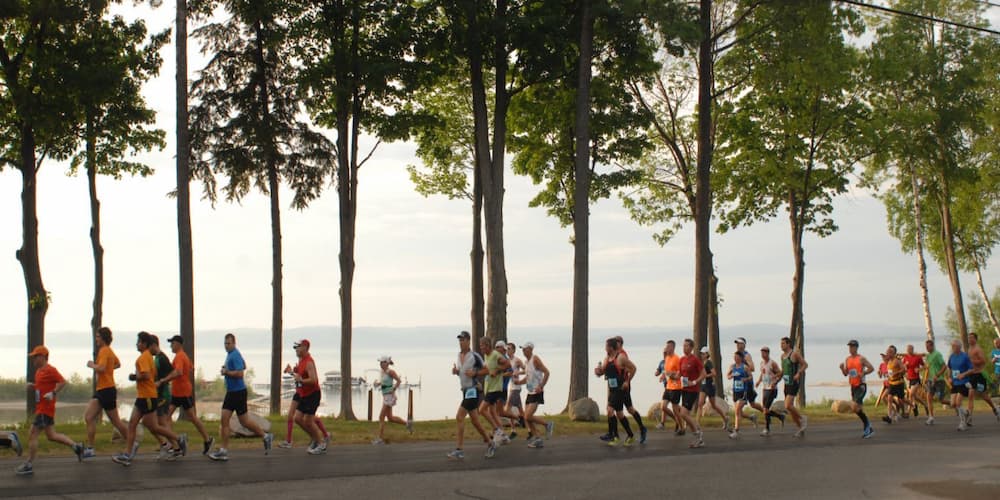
4;416;999;499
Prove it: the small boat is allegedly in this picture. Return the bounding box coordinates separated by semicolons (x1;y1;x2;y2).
322;370;366;389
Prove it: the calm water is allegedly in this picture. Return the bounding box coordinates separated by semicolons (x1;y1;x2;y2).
0;332;922;425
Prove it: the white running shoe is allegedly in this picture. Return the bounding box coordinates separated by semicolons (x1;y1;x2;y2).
728;430;739;440
925;416;935;426
278;441;293;449
800;415;808;433
759;429;770;437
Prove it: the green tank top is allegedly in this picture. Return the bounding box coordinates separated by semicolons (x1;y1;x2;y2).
381;371;394;394
782;355;798;385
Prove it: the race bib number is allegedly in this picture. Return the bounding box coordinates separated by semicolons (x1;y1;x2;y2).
848;369;858;378
951;370;961;380
734;380;744;391
527;381;537;392
681;377;690;387
608;377;619;389
763;375;772;386
464;387;477;400
783;374;792;385
975;383;986;393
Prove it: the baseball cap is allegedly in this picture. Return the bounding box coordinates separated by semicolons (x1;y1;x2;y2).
293;339;310;349
522;341;535;349
494;340;506;348
457;331;471;339
760;346;770;352
847;339;859;347
735;337;747;344
699;346;709;354
167;335;184;344
377;355;394;365
29;345;49;357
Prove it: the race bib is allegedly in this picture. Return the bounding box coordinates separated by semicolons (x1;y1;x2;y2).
951;370;961;380
848;369;858;378
527;381;537;392
975;383;986;393
734;380;745;391
783;374;791;384
608;377;619;389
464;387;477;400
763;375;772;386
681;376;690;387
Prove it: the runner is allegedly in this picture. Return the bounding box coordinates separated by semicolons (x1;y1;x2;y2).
613;336;649;443
448;331;494;460
594;337;637;446
111;332;185;466
0;432;22;457
282;340;326;454
516;342;554;448
697;347;728;430
14;346;84;475
207;333;273;461
677;339;705;448
82;327;129;459
161;335;214;454
478;337;511;446
991;338;1000;395
902;344;928;419
875;353;890;409
779;337;808;437
923;339;948;425
757;346;785;436
727;351;763;439
882;345;907;424
372;354;413;445
505;342;527;432
149;335;182;457
662;340;685;437
839;339;875;439
964;332;1000;424
493;342;519;439
278;340;332;450
654;345;677;431
734;337;755;372
947;339;973;431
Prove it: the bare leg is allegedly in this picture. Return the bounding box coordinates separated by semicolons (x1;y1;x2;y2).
84;400;102;447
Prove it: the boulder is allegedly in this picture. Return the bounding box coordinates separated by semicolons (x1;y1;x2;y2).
647;402;664;421
229;412;272;437
702;396;730;416
831;400;854;414
568;397;600;422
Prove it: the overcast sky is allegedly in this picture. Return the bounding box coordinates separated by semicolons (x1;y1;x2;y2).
1;2;998;337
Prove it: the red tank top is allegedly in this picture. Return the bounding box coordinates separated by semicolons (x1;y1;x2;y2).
294;355;320;397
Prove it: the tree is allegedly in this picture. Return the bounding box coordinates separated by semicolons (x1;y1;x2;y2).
714;0;867;402
295;0;427;419
1;0;91;415
508;0;658;405
863;0;998;348
946;288;1000;348
189;0;335;414
70;6;167;378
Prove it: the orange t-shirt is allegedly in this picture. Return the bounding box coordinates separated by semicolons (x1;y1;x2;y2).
664;354;682;390
135;350;157;399
34;364;65;417
171;350;193;398
95;346;119;390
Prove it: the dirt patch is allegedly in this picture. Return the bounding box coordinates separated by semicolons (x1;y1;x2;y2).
903;480;1000;500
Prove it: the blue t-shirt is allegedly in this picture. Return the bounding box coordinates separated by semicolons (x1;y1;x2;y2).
655;360;666;387
225;348;247;392
991;349;1000;375
948;352;972;386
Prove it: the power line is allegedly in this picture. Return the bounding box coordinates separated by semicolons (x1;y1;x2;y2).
835;0;1000;36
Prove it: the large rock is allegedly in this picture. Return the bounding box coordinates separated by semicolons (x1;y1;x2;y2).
701;396;730;416
831;400;854;414
229;412;272;437
568;397;599;422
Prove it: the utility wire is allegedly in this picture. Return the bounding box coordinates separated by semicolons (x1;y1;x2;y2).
835;0;1000;36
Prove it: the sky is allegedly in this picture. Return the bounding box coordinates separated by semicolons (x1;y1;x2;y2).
1;2;999;339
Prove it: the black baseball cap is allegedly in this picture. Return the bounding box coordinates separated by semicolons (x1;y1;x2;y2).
167;335;183;344
457;331;471;339
847;339;859;347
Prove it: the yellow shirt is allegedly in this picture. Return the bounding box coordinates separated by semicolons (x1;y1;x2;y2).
135;350;157;398
95;346;119;390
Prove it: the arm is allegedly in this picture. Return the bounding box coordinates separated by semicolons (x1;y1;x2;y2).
299;360;320;386
694;363;707;386
388;369;401;392
620;358;637;389
861;357;875;376
158;367;181;387
492;355;511;376
535;357;550;391
794;352;807;381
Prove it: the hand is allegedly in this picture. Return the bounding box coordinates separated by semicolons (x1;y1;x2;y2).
26;382;34;389
42;392;54;401
839;363;845;371
284;364;292;374
794;374;801;382
451;364;459;375
622;381;631;391
86;361;95;369
128;373;137;381
220;366;227;376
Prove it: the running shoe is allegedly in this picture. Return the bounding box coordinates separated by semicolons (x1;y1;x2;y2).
371;438;385;445
527;437;544;448
324;433;332;447
9;432;21;457
82;447;96;459
166;448;182;461
676;429;686;436
994;408;1000;422
723;417;731;432
406;419;414;434
748;413;758;429
862;425;874;439
546;421;555;440
485;441;497;458
509;431;518;440
14;462;33;476
728;430;739;440
882;416;892;424
278;441;294;449
446;449;465;460
639;426;647;444
500;434;511;445
111;453;131;466
307;444;327;455
73;443;84;462
263;432;273;455
157;443;171;460
655;422;665;430
760;429;770;437
623;436;636;447
179;434;188;457
208;449;229;461
793;427;805;438
203;437;214;455
606;437;621;447
689;431;704;449
599;433;612;442
925;416;935;426
800;416;808;433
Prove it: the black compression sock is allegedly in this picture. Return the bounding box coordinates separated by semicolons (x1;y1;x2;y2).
633;414;645;431
620;417;634;438
765;414;772;430
608;416;616;437
858;411;870;427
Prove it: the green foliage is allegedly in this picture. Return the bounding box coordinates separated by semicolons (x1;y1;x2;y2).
945;287;1000;343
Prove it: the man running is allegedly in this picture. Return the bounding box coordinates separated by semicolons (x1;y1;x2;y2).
150;335;182;458
839;339;875;439
780;337;808;437
478;338;511;446
947;339;973;431
112;332;185;465
662;340;685;437
991;338;1000;395
883;345;908;424
284;340;326;454
728;351;763;439
595;338;638;446
516;342;554;448
14;346;84;475
697;347;728;430
493;342;519;439
923;339;948;425
613;336;649;443
734;337;755;372
964;332;1000;424
208;333;273;461
505;342;526;432
902;344;927;419
448;331;494;460
372;354;412;445
757;346;786;436
654;345;677;430
160;335;213;454
82;327;129;459
678;339;705;448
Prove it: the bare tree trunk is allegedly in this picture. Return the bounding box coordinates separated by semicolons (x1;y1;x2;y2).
567;0;593;407
267;161;283;415
789;195;806;405
708;270;725;391
471;160;486;346
176;0;196;376
19;125;47;418
484;0;510;343
938;178;969;349
692;0;714;351
972;262;1000;338
86;111;104;393
909;168;934;341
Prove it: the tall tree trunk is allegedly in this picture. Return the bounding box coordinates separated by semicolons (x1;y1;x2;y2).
471;160;486;346
972;261;1000;338
909;168;934;341
267;161;283;415
692;0;714;350
938;177;968;349
18;125;47;417
175;0;196;376
86;111;104;393
484;0;510;343
708;270;724;390
789;195;806;405
567;0;593;407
